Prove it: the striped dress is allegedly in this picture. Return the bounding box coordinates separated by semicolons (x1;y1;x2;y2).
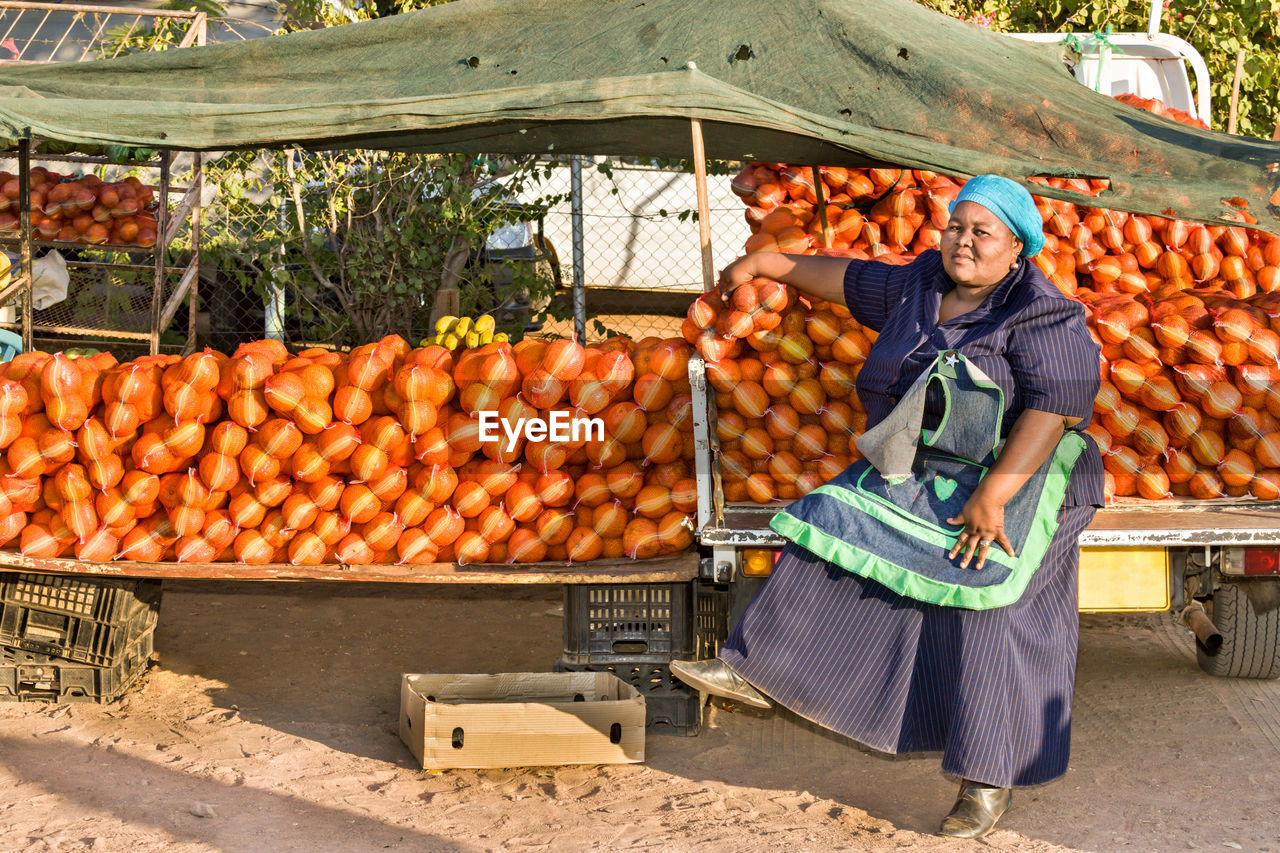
719;251;1103;788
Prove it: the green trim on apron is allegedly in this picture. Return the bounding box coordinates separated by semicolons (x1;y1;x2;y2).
770;435;1082;609
769;350;1083;610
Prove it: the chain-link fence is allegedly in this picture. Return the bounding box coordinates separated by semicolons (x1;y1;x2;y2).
522;157;750;342
195;154;752;352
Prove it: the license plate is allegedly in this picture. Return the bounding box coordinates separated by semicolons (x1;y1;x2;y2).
1077;547;1169;612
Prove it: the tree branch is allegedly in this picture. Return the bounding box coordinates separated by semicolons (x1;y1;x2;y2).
284;150;351;316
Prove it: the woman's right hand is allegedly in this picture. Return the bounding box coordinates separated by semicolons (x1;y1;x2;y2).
715;253;853;310
717;255;759;302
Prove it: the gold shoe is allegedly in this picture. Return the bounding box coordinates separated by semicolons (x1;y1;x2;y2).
669;658;773;710
938;780;1012;839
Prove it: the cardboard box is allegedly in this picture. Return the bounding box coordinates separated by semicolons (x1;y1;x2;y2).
399;672;646;769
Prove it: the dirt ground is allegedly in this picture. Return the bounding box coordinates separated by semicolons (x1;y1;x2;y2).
536;313;685;342
2;581;1280;853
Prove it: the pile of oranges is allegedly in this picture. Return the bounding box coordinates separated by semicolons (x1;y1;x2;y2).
1112;93;1208;130
0;335;698;566
732;164;964;261
682;285;871;504
0;166;157;247
1083;289;1280;502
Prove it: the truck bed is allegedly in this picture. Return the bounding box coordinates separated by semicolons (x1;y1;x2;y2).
699;500;1280;548
0;550;700;584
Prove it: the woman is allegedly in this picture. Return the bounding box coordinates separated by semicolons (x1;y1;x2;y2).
671;175;1103;839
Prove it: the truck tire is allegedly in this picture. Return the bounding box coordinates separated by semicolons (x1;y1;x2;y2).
1198;582;1280;679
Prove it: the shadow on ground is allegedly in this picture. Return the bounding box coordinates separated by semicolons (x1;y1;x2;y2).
0;731;470;851
154;580;566;767
145;583;1280;851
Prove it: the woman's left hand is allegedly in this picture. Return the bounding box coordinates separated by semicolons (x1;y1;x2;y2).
943;409;1075;570
946;488;1016;570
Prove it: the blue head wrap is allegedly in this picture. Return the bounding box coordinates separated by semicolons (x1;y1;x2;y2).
948;175;1045;258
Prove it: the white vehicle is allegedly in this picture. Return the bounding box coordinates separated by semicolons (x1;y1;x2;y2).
1010;27;1210;126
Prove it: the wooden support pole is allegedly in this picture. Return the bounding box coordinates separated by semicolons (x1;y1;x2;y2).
163;183;200;245
11;324;149;340
1228;48;1246;135
690;118;715;292
159;264;198;334
0;273;29;310
811;165;832;249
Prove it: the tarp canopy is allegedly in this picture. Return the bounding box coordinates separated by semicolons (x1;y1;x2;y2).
0;0;1278;234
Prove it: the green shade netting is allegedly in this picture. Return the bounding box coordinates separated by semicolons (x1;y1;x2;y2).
0;0;1277;233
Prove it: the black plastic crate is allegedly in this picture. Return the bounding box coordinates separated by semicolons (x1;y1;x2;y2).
0;574;161;666
641;689;701;736
696;583;732;660
1;573;162;622
553;659;702;736
562;582;695;665
0;629;155;703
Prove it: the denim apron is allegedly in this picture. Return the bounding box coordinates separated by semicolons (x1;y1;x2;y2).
770;350;1084;609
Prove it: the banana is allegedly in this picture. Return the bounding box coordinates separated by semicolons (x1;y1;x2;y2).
454;317;474;337
435;315;458;334
493;332;509;343
442;333;460;350
475;315;495;336
464;330;480;349
478;330;494;345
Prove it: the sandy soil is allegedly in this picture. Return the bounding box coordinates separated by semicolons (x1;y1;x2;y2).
537;314;685;343
2;580;1280;853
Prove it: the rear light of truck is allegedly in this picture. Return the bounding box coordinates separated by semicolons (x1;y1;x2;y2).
741;548;779;577
1243;548;1280;575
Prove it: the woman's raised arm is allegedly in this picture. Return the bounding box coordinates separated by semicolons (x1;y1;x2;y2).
718;253;852;308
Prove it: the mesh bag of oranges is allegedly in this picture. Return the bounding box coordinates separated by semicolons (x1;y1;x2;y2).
0;336;699;565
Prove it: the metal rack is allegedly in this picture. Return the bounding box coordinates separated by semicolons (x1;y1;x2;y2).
0;2;206;354
0;146;202;353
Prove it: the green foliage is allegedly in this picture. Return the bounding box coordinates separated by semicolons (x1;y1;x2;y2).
200;149;565;347
98;0;225;58
274;0;454;31
171;0;572;348
917;0;1280;138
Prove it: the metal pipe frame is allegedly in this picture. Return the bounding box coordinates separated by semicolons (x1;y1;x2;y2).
0;2;200;19
148;150;170;355
18;139;31;352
